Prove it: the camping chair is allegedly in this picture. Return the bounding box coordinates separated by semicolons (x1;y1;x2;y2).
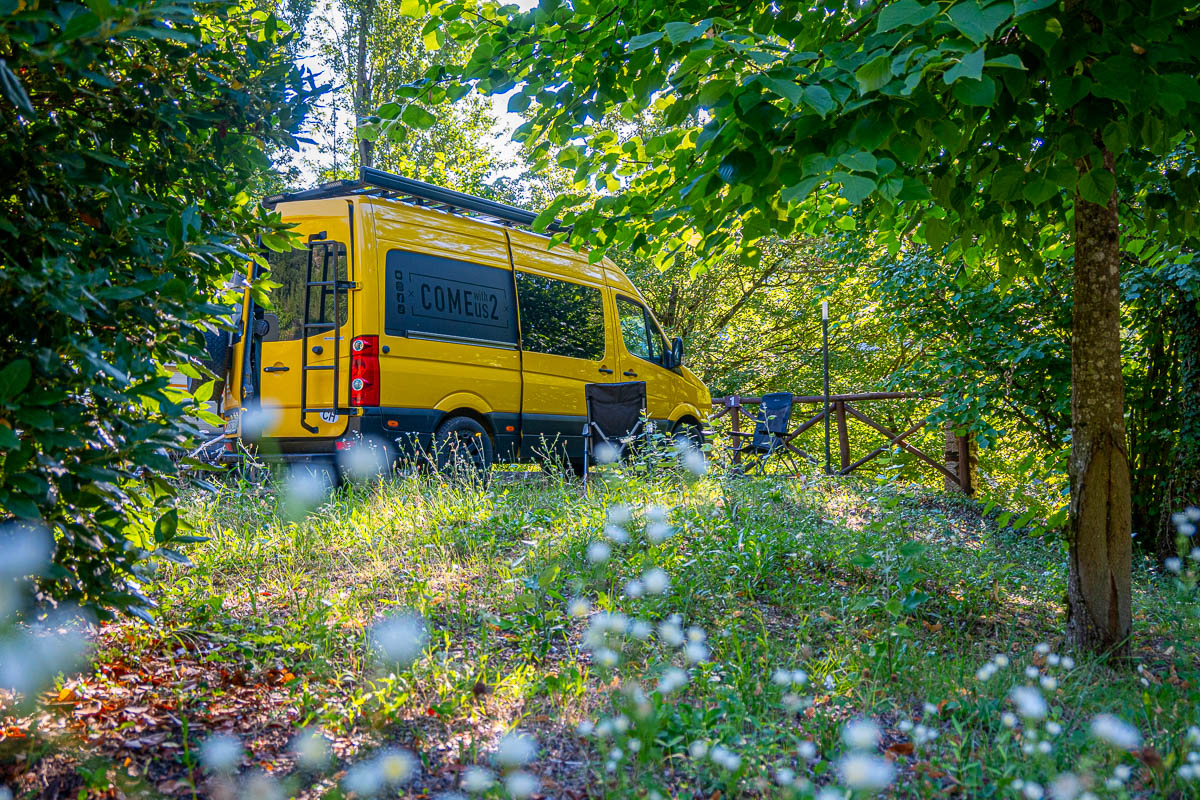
729;392;800;475
581;381;648;479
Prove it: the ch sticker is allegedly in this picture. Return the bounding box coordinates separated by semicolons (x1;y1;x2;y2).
319;411;339;423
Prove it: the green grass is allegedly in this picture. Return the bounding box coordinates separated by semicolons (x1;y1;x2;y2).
17;457;1200;799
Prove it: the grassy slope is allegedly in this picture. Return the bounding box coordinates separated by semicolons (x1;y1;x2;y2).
6;465;1199;799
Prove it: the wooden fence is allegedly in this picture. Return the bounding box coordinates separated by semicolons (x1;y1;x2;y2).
710;393;975;494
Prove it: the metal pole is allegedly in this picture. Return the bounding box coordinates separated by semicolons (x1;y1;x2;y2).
822;301;831;474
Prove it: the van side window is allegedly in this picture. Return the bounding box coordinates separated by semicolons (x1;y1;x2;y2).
516;272;606;361
384;250;517;345
617;296;664;365
266;243;348;341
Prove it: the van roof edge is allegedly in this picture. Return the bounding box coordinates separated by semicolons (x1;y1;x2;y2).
261;168;566;234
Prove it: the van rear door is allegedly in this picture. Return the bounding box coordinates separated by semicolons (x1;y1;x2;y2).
249;222;353;441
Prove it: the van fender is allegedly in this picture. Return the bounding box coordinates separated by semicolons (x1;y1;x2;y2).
668;403;705;428
434;392;495;424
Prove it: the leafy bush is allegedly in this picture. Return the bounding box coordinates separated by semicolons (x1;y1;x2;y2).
0;0;318;617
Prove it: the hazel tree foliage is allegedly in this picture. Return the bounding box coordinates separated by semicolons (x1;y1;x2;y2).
0;0;319;617
386;0;1200;652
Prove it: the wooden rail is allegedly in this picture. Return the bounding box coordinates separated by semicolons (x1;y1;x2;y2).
710;393;974;493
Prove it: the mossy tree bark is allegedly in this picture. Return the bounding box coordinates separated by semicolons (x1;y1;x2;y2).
1065;147;1132;656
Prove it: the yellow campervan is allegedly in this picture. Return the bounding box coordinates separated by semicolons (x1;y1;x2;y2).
221;168;710;475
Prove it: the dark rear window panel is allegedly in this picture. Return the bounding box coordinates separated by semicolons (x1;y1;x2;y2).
384;249;518;346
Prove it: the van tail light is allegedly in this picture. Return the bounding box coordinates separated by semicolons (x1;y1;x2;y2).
349;335;380;407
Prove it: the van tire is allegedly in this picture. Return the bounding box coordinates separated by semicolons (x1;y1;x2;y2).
433;416;494;480
672;421;705;450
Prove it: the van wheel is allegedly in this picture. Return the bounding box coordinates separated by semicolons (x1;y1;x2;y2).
672;422;705;450
433;416;493;480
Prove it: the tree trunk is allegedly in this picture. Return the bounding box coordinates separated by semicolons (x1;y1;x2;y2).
354;0;375;170
1156;291;1200;554
1065;147;1132;656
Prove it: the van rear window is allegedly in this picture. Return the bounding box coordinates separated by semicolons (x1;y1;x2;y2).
384;250;517;345
516;272;606;361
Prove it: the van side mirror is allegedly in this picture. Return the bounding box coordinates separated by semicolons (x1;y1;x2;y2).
670;336;684;368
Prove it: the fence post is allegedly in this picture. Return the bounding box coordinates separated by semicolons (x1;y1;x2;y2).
944;422;976;495
835;400;850;473
730;396;742;466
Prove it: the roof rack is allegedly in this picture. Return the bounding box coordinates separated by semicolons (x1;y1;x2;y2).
262;167;564;232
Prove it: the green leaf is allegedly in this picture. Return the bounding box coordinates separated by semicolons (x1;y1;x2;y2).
877;0;939;32
1023;177;1058;205
838;151;878;173
507;92;531;113
834;172;877;204
401;104;437;129
952;73;996;106
1014;0;1056;13
627;31;663;50
0;359;32;402
803;85;835;117
923;218;951;249
760;75;803;106
377;102;402;120
985;53;1025;70
1102;121;1129;154
718;150;756;184
947;1;1013;43
399;0;425;17
944;48;985;84
835;215;857;231
781;177;821;204
423;26;444;51
1078;167;1115;205
854;54;893;94
664;20;710;45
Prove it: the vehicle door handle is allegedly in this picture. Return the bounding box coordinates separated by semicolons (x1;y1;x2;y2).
311;345;323;355
598;367;613;374
623;370;637;377
264;365;289;373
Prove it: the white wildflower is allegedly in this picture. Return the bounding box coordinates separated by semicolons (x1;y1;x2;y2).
199;734;242;773
1010;686;1048;720
495;733;537;767
645;522;672;543
838;752;895;792
504;771;539;799
1040;675;1058;691
843;719;880;750
291;728;330;769
685;641;709;663
1035;643;1051;655
688;741;708;759
607;505;632;526
1090;714;1141;750
798;740;818;761
1023;782;1045;799
1060;656;1075;670
1113;764;1132;782
369;612;429;668
642;568;669;595
567;597;590;618
1049;772;1082;800
775;767;795;786
378;749;417;784
657;621;684;647
604;524;629;544
624;579;645;598
587;541;611;564
1166;557;1182;574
